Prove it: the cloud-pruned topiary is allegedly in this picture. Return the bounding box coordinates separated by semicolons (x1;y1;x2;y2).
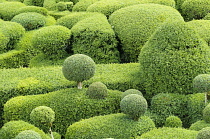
62;54;96;89
121;89;143;99
31;25;71;59
139;20;210;98
203;104;210;123
11;12;46;31
72;0;99;12
15;130;42;139
196;127;210;139
181;0;210;21
120;94;147;121
16;6;48;16
109;4;184;62
164;115;182;128
86;82;108;99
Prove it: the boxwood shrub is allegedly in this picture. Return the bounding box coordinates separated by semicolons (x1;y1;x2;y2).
109;4;184;62
71;13;120;64
72;0;99;12
16;6;48;16
15;130;42;139
196;127;210;139
23;0;45;7
164;115;182;128
145;0;176;8
0;32;9;54
65;113;155;139
3;88;122;135
139;20;210;98
189;120;210;131
203;13;210;20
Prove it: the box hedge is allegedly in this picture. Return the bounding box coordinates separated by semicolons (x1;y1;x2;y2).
72;0;99;12
189;120;210;131
109;4;184;62
16;6;48;16
23;0;45;7
65;113;155;139
0;32;9;54
139;20;210;98
71;13;120;64
3;88;122;135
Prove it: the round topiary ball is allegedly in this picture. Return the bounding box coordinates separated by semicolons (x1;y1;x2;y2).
62;54;96;89
30;106;55;125
193;74;210;93
121;89;143;99
203;104;210;123
120;94;148;121
15;130;41;139
196;127;210;139
86;82;108;99
164;115;182;128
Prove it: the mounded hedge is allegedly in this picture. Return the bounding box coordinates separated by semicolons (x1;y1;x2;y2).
3;88;123;135
189;120;210;131
121;89;142;99
139;20;210;98
0;32;9;54
16;6;48;16
15;130;42;139
65;113;155;139
145;0;176;8
164;115;182;128
0;120;50;139
23;0;45;7
196;127;210;139
109;4;184;62
72;0;99;12
138;127;198;139
71;13;120;63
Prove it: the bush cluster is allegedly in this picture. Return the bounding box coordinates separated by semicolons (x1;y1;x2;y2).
189;120;210;131
72;0;99;12
164;115;182;128
86;82;108;99
16;6;48;16
196;127;210;139
121;89;142;99
15;130;42;139
23;0;45;7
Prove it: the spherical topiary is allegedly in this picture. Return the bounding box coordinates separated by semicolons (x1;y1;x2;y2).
11;12;46;31
193;74;210;93
203;104;210;123
164;115;182;128
30;106;55;125
62;54;96;89
86;82;108;99
15;130;41;139
16;6;48;16
121;89;143;99
196;127;210;139
120;94;148;121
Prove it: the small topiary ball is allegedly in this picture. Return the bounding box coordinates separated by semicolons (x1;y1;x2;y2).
196;127;210;139
121;89;143;99
30;106;55;125
15;130;41;139
203;104;210;123
86;82;108;99
193;74;210;93
120;94;148;121
164;115;182;128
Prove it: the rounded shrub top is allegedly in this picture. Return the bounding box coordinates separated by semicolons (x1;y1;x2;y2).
62;54;96;82
0;32;9;54
30;106;55;125
15;130;41;139
86;82;108;99
164;115;182;128
121;89;142;99
11;12;46;31
193;74;210;93
196;127;210;139
203;104;210;123
120;94;148;121
16;6;48;16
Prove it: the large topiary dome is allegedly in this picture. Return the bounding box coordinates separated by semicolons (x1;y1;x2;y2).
139;20;210;98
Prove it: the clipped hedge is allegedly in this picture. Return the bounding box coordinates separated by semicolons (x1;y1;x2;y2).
109;4;183;62
139;20;210;98
16;6;48;16
145;0;175;8
15;130;42;139
189;120;210;131
23;0;44;7
3;88;122;135
0;32;9;54
71;13;120;64
164;115;182;128
65;113;155;139
72;0;99;12
0;120;50;139
138;127;198;139
197;127;210;139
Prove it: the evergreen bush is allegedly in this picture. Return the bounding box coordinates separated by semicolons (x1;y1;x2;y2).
0;32;9;54
121;89;142;99
72;0;99;12
15;130;42;139
56;2;67;11
203;104;210;123
189;120;210;131
86;82;108;99
196;127;210;139
145;0;175;8
16;6;48;16
23;0;45;7
164;115;182;128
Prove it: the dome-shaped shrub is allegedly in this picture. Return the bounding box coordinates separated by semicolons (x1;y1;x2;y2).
11;12;46;31
203;104;210;123
56;2;67;11
86;82;108;99
109;4;183;62
62;54;96;89
15;130;41;139
0;32;9;54
203;13;210;20
164;115;182;128
139;20;210;97
181;0;210;21
196;127;210;139
72;0;99;12
31;25;71;59
23;0;44;7
189;120;210;131
16;6;48;16
121;89;142;99
120;94;148;121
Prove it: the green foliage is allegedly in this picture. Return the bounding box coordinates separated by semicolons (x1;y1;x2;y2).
31;25;71;59
71;14;120;63
43;0;57;11
56;2;67;11
72;0;99;12
16;6;48;16
196;127;210;139
48;10;71;19
203;103;210;123
189;120;210;131
23;0;45;7
181;0;210;21
0;2;26;21
48;132;61;139
65;113;155;139
174;0;186;10
15;130;42;139
0;32;9;54
109;4;183;62
145;0;176;8
120;94;147;121
3;88;122;135
0;120;50;139
138;127;198;139
121;89;142;99
11;12;46;31
164;115;182;128
45;15;56;26
193;74;210;93
203;13;210;20
139;20;210;97
86;82;108;99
